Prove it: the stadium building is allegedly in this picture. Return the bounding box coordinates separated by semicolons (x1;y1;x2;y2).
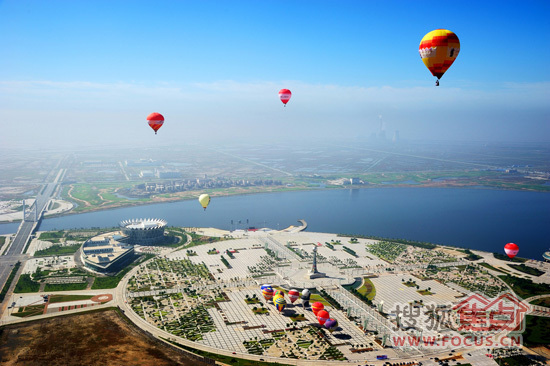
120;218;167;245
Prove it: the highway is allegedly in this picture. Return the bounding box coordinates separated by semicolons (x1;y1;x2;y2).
0;167;66;314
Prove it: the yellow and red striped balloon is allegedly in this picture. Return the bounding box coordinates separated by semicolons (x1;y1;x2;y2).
419;29;460;81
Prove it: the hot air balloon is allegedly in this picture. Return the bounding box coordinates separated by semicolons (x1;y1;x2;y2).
419;29;460;86
301;289;311;307
317;310;329;326
279;89;292;107
288;289;300;304
198;194;210;211
275;296;287;312
504;243;519;259
312;302;324;316
147;112;164;134
262;286;274;301
261;284;271;291
324;318;338;332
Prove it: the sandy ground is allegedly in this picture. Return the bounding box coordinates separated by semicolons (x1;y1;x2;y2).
43;199;73;216
0;309;210;366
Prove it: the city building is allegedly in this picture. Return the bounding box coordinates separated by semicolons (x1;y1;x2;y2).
81;232;134;273
120;218;167;245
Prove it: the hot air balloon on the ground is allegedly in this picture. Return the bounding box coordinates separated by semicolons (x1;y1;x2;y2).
288;289;300;304
275;296;287;312
198;194;210;211
317;310;329;326
147;112;164;134
419;29;460;86
312;302;324;316
324;318;338;332
504;243;519;259
279;89;292;107
301;289;311;307
262;286;274;301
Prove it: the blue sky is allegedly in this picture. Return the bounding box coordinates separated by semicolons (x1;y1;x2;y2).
0;0;549;147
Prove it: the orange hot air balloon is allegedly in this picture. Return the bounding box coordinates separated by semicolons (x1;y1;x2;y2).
312;302;324;316
419;29;460;86
317;310;329;326
279;89;292;107
147;112;164;134
262;287;274;301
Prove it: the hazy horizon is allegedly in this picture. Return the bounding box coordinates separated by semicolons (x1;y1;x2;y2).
1;1;549;150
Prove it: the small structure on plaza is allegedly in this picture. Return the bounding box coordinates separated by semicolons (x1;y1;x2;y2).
307;246;326;279
120;218;167;245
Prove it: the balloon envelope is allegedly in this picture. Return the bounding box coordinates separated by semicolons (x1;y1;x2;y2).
312;302;324;316
262;287;274;301
324;318;338;330
301;289;311;300
147;112;164;134
288;290;300;303
317;310;330;325
279;89;292;106
419;29;460;80
261;284;271;291
504;243;519;258
275;296;286;312
198;194;211;210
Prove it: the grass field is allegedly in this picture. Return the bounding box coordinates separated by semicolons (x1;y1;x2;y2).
357;278;376;300
48;294;94;303
14;274;40;293
34;244;80;257
44;282;88;292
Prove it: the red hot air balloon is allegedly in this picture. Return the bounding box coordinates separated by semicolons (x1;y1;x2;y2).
312;302;324;316
504;243;519;259
279;89;292;107
288;289;300;304
147;112;164;135
317;310;330;326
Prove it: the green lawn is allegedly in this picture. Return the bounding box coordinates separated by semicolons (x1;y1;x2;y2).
14;274;40;293
34;244;80;257
309;294;330;306
498;275;550;298
44;282;88;291
48;294;93;303
357;278;376;300
507;263;544;277
38;231;64;240
479;262;507;273
523;315;550;346
530;296;550;308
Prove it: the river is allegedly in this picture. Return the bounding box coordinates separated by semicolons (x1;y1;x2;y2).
1;188;549;260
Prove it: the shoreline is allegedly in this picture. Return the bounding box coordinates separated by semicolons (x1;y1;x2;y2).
2;182;548;225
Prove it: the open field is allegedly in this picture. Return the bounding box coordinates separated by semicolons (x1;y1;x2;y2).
0;309;210;366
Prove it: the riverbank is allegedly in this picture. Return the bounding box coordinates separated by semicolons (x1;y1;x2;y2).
5;178;549;224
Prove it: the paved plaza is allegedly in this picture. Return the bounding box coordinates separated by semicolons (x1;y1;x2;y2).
125;230;523;363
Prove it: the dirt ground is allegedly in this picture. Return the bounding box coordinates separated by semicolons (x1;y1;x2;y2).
0;310;210;366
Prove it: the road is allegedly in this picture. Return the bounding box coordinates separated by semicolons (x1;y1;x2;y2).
0;166;66;316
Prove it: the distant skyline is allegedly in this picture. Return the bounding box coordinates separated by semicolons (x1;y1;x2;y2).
1;0;549;148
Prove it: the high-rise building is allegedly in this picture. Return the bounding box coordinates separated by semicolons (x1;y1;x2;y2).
393;130;400;143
